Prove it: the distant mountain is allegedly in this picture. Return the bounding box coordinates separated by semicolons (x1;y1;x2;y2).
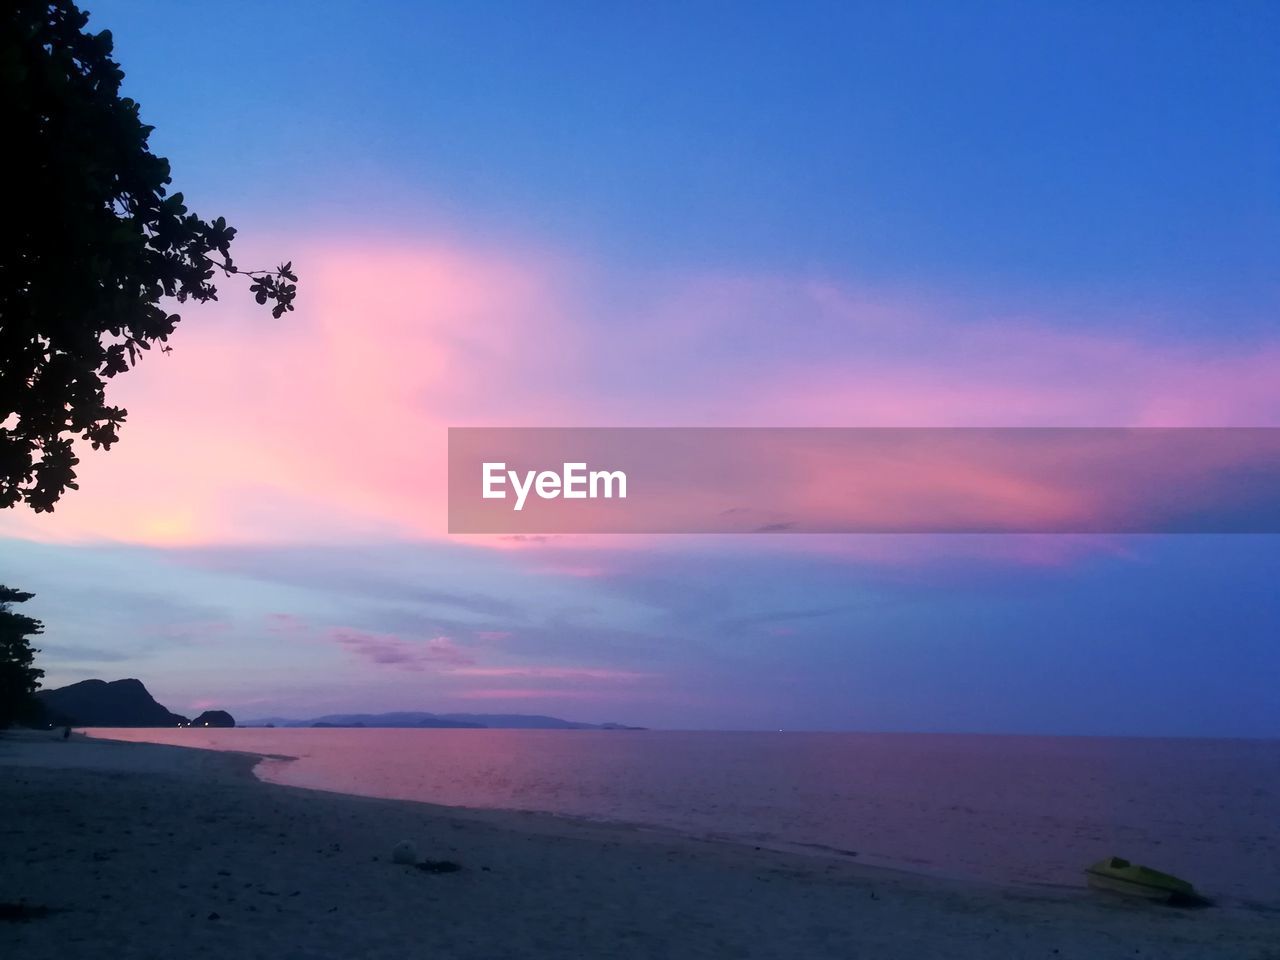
242;711;645;730
35;679;190;727
304;713;483;729
30;680;645;731
439;713;639;730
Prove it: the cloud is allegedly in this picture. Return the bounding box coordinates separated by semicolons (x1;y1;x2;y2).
454;688;636;701
195;550;523;617
331;629;476;671
0;239;579;547
447;666;654;681
1;234;1276;552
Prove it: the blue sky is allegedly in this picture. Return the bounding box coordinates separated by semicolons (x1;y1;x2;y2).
99;1;1279;327
1;1;1277;732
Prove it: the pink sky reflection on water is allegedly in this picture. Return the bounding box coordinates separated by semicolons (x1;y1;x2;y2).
86;727;1280;905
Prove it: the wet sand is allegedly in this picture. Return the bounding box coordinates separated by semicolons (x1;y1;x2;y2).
2;731;1276;959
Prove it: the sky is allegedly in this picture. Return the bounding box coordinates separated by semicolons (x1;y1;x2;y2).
2;1;1278;733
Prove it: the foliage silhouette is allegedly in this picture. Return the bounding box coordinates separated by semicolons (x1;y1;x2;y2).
0;586;44;728
0;1;297;511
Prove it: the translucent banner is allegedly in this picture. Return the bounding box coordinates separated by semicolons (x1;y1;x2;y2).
448;428;1280;534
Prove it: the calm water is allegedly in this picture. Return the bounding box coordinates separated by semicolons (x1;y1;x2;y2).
91;728;1280;904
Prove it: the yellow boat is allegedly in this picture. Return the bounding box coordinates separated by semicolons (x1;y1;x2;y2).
1085;857;1202;904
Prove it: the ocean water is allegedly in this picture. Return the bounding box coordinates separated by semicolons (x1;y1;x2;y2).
90;728;1280;905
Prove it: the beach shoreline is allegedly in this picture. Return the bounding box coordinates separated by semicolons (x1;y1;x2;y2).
3;730;1277;959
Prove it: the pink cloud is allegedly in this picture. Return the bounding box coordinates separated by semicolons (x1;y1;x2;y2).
2;237;1276;550
447;666;653;681
455;688;630;701
0;239;583;546
730;303;1280;429
331;629;475;671
450;427;1279;535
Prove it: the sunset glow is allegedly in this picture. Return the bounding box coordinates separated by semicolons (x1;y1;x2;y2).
2;0;1277;735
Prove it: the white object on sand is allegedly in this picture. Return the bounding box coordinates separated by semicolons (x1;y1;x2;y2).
391;840;418;865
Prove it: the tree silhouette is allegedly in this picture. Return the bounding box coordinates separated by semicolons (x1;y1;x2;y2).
1;1;297;511
0;586;44;728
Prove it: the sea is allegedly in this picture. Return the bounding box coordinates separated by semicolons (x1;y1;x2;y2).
89;728;1280;906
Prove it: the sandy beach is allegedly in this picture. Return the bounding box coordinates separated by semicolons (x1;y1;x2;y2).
2;732;1277;959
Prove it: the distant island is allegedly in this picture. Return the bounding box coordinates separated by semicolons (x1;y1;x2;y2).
32;679;644;730
243;711;645;730
34;679;235;728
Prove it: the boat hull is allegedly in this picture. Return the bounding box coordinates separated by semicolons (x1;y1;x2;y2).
1086;872;1183;902
1084;857;1199;905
